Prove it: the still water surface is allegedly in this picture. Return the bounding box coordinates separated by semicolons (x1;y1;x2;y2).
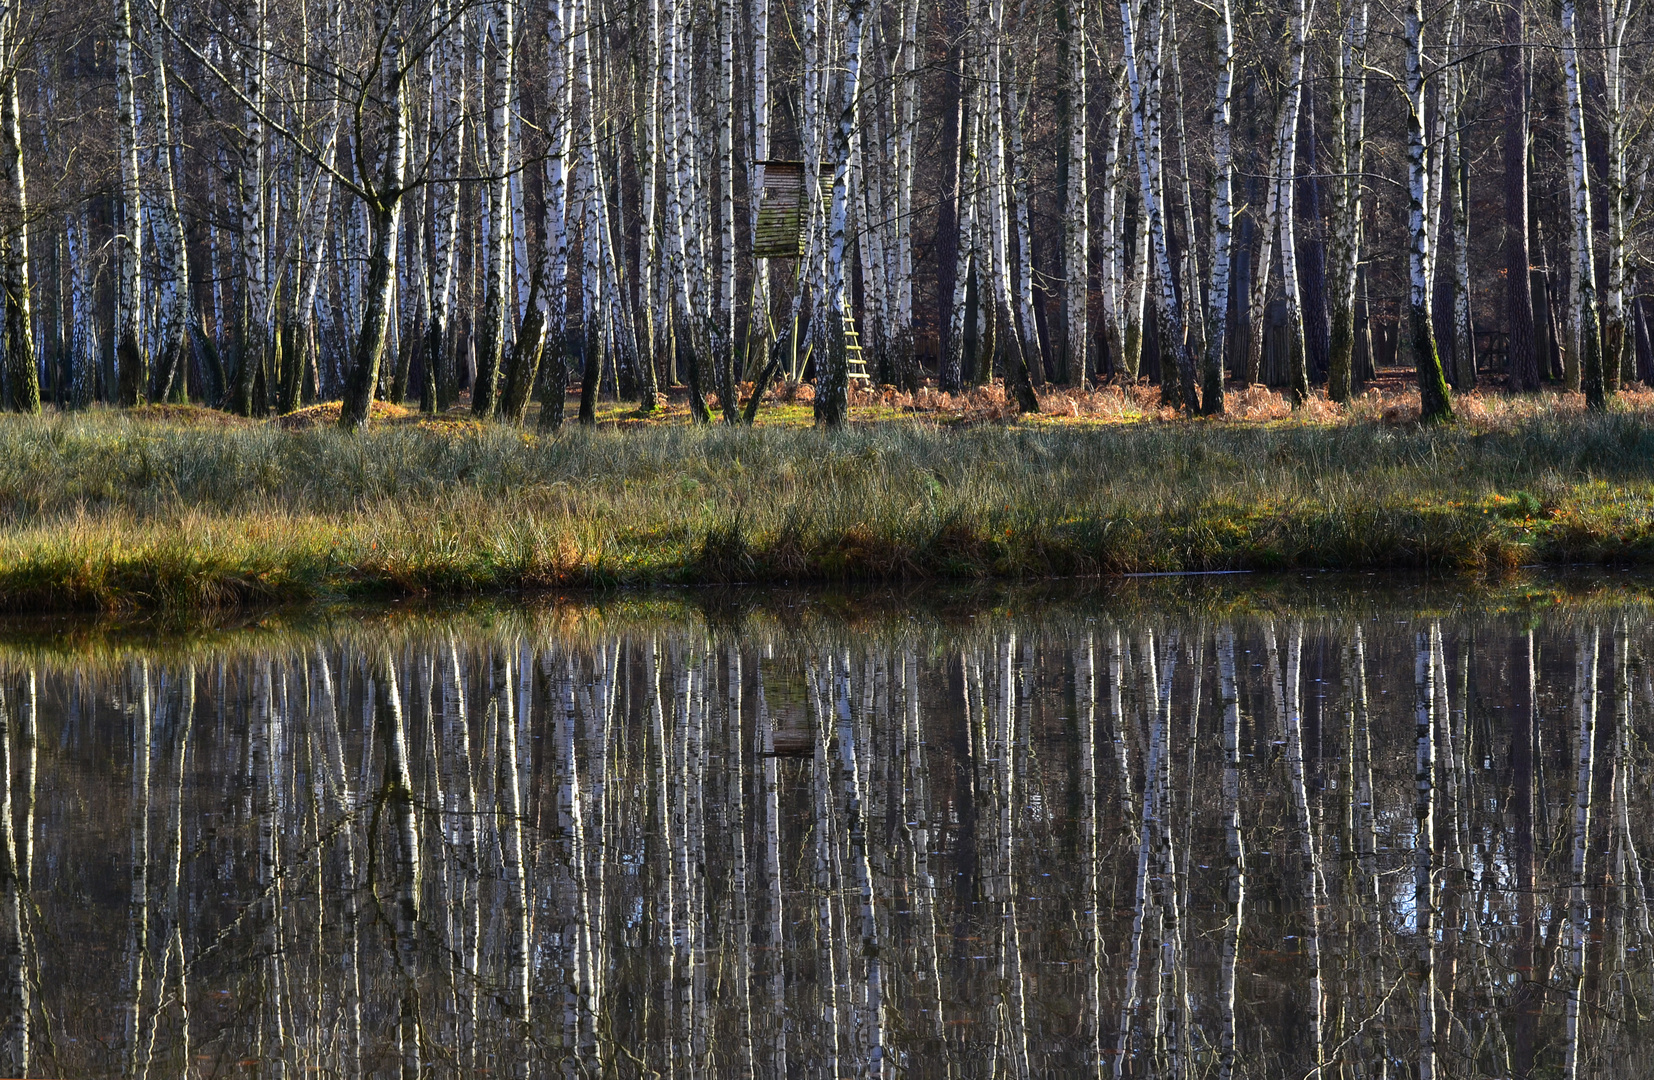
0;578;1649;1077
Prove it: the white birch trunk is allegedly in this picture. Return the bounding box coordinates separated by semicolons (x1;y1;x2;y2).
1602;0;1632;384
813;0;872;425
1054;0;1086;386
1277;0;1310;405
1414;626;1439;1080
1201;0;1235;411
1403;0;1452;419
0;4;36;412
1327;4;1368;402
1119;0;1197;410
1563;0;1606;407
1563;629;1599;1080
114;0;149;403
471;0;514;417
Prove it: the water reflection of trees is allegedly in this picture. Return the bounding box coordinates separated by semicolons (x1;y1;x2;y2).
0;612;1650;1076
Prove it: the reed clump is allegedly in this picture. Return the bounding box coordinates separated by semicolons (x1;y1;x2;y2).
2;402;1654;609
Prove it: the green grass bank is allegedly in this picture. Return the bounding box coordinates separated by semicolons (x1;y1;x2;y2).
4;406;1654;610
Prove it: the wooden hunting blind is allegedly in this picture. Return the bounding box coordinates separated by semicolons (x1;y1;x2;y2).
753;161;809;258
752;160;871;382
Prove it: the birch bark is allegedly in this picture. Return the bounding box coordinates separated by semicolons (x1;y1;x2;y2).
1327;2;1368;402
471;0;514;418
1277;0;1312;406
0;7;35;412
339;4;411;430
1563;0;1605;408
1602;0;1633;385
1201;0;1235;412
814;0;872;426
1403;0;1453;420
1120;0;1197;411
115;0;148;405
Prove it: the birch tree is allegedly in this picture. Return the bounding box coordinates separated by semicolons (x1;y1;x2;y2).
1402;0;1453;421
1326;2;1368;403
1563;0;1606;409
815;0;873;427
0;3;36;413
1277;0;1313;406
1201;0;1236;412
471;0;514;418
1120;0;1198;411
114;0;148;405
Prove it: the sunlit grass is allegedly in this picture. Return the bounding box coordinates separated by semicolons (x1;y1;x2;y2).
2;396;1654;608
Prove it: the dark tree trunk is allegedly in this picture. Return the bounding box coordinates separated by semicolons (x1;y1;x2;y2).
1634;293;1653;384
934;2;965;383
1297;90;1330;383
1504;0;1539;390
340;204;399;430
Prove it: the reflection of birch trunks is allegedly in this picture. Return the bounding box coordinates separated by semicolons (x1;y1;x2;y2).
1215;627;1244;1080
1414;627;1439;1080
0;670;28;1075
553;656;594;1063
1564;629;1599;1080
375;654;422;1080
1000;639;1029;1079
1276;624;1322;1066
1076;636;1103;1077
643;639;677;1073
1114;631;1159;1078
721;646;755;1073
1611;625;1653;955
1106;629;1137;844
494;653;530;1043
807;660;841;1077
753;651;788;1073
835;651;886;1077
147;668;195;1077
1343;626;1387;1069
1147;630;1181;1077
122;661;152;1078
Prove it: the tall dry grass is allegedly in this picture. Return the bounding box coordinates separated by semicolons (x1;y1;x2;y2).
2;398;1654;608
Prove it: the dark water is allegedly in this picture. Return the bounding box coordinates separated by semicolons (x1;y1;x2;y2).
0;578;1651;1077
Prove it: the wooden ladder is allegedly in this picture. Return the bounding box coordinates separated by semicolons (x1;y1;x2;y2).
818;174;871;384
841;297;871;384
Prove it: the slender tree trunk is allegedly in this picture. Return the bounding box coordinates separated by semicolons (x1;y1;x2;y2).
1601;0;1632;386
1215;625;1244;1080
1563;629;1599;1080
1502;0;1538;390
340;12;410;430
472;0;514;418
942;78;980;394
814;0;872;426
115;0;149;405
1404;0;1453;421
1277;0;1311;406
1121;0;1197;411
1327;3;1368;403
425;2;463;413
0;38;36;414
1562;0;1604;409
1201;0;1235;413
1414;626;1440;1080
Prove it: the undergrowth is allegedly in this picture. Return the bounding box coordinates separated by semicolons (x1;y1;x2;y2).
2;398;1654;609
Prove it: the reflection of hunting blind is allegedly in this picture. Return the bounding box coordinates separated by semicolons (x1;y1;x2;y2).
754;160;869;382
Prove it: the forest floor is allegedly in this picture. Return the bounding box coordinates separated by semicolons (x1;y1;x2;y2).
4;369;1654;610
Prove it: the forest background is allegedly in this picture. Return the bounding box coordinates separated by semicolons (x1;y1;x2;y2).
0;0;1643;423
0;0;1646;606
